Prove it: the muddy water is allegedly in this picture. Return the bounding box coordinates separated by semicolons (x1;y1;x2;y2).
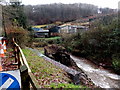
70;55;120;88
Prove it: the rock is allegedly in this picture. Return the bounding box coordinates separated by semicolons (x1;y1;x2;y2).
44;44;75;67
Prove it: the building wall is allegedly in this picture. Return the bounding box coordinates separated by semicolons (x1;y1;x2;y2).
34;32;49;38
59;25;77;33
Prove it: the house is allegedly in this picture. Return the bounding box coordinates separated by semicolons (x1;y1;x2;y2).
59;25;88;34
32;24;61;38
59;25;76;33
49;26;60;36
34;30;49;38
32;25;50;38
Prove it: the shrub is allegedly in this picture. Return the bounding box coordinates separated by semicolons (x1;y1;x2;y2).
62;16;120;73
7;26;30;48
112;53;120;73
33;37;62;47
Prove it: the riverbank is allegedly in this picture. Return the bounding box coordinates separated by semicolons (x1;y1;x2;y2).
22;48;86;88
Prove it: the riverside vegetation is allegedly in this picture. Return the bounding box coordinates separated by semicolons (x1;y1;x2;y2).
62;14;120;74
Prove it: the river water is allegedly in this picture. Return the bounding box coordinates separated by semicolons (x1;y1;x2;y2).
70;55;120;88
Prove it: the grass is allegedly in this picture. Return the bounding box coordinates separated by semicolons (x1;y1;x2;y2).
33;37;62;47
35;36;61;41
22;48;87;88
22;49;71;88
22;48;86;88
35;47;44;54
45;83;86;89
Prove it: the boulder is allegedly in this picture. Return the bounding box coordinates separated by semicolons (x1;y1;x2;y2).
44;44;77;67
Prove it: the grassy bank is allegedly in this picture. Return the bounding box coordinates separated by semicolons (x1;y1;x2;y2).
33;37;62;47
22;48;85;88
35;37;61;41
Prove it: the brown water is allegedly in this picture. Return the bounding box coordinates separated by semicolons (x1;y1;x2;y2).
70;55;120;88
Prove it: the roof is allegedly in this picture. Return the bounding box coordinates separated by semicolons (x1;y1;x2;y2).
59;23;71;27
49;26;60;32
80;22;90;25
59;25;87;29
32;27;42;32
37;30;49;32
32;25;47;28
32;24;55;28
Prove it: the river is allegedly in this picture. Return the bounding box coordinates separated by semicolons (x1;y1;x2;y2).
29;48;120;88
70;55;120;88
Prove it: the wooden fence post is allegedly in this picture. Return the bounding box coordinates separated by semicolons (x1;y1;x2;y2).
20;65;30;89
17;46;21;68
14;45;18;63
13;38;39;89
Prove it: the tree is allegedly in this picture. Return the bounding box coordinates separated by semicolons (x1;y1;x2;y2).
10;1;27;28
24;3;98;25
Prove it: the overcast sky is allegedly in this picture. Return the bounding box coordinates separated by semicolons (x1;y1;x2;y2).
21;0;119;9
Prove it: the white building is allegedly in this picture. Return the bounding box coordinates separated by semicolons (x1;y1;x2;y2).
59;25;88;34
